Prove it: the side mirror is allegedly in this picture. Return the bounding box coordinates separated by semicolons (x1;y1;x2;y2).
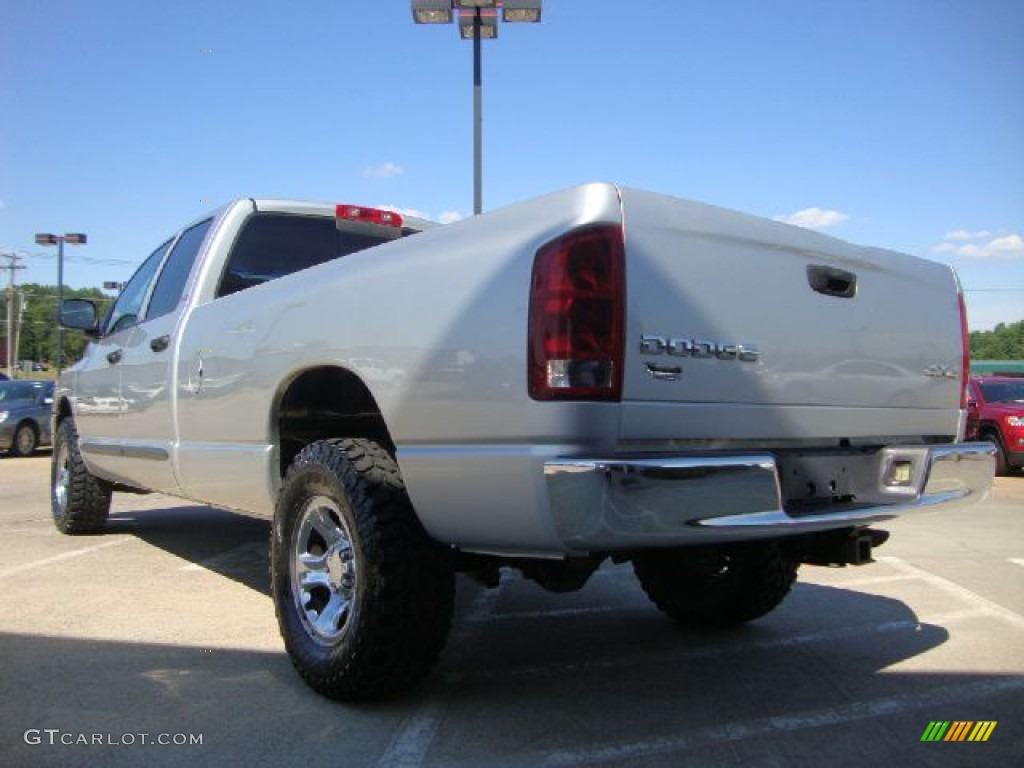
58;299;101;336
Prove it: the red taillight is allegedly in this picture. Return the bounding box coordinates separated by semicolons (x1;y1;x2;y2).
958;291;970;409
528;225;625;401
335;204;404;228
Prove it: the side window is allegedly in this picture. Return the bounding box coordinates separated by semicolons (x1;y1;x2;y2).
217;214;388;298
146;218;213;321
104;241;171;336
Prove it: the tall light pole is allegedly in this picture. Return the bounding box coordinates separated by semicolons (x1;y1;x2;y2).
411;1;542;216
34;232;87;374
2;252;27;378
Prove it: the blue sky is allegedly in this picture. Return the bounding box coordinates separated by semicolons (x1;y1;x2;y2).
2;0;1021;329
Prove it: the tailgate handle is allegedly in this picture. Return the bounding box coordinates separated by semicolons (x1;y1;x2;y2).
807;265;857;299
645;363;683;381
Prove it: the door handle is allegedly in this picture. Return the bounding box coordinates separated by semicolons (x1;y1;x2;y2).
150;335;170;353
106;350;123;365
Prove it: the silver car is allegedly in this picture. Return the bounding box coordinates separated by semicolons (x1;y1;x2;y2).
0;380;54;457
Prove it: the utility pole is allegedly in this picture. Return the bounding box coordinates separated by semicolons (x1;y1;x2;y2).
1;252;27;378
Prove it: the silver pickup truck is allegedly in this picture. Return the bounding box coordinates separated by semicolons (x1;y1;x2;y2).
54;183;994;700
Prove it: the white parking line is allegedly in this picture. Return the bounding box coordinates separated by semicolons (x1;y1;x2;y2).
1009;558;1024;568
377;577;507;768
878;556;1024;631
538;677;1024;767
813;572;919;589
0;538;130;579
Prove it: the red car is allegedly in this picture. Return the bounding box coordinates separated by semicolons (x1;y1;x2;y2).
967;376;1024;475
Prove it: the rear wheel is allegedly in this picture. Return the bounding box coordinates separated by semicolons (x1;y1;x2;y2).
272;438;454;700
51;419;112;534
633;543;798;628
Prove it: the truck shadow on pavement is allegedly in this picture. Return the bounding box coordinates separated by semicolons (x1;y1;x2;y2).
106;504;271;595
34;505;1014;767
3;591;1021;768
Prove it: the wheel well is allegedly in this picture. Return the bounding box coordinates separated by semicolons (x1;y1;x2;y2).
979;425;1003;444
276;367;394;476
56;397;73;426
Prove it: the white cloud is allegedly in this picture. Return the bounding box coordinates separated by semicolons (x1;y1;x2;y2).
379;205;428;219
378;205;464;225
362;162;404;179
988;233;1024;254
773;207;850;230
931;230;1023;260
943;229;991;241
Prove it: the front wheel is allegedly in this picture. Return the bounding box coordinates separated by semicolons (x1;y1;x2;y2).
271;438;454;700
984;433;1010;476
633;543;798;628
51;418;112;534
10;422;39;457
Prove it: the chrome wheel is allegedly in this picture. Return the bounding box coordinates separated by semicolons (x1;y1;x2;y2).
290;495;358;646
14;424;38;456
50;418;111;534
53;438;71;521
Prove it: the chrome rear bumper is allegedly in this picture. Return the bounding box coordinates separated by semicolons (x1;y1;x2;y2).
543;443;995;551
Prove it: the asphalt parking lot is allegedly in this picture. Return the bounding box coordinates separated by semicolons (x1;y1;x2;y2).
1;453;1021;767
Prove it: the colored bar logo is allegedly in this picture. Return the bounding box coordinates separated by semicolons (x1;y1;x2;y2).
921;721;997;742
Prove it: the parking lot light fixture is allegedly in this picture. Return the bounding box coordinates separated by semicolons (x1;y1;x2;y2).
459;8;497;39
33;232;87;375
410;1;542;216
412;0;453;24
501;0;541;23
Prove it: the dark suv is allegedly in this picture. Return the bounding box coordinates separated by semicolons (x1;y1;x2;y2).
967;376;1024;476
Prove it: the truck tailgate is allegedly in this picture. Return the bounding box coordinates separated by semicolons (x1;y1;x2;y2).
618;187;964;442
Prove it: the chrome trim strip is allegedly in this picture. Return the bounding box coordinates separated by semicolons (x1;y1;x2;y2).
80;441;169;461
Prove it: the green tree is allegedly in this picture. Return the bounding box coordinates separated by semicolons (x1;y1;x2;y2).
969;319;1024;360
6;284;114;369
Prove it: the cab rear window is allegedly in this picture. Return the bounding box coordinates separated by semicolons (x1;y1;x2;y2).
217;213;407;298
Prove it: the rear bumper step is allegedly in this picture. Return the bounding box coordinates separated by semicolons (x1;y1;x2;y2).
543;443;995;551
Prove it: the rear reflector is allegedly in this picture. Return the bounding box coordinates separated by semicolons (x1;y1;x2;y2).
528;225;625;401
336;205;404;228
958;291;970;409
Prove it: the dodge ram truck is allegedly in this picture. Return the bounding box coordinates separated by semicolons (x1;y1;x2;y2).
53;183;994;700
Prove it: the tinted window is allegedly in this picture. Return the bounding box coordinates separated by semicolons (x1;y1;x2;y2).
0;381;49;401
0;382;44;402
105;241;171;335
217;214;393;298
979;380;1024;404
147;218;213;320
